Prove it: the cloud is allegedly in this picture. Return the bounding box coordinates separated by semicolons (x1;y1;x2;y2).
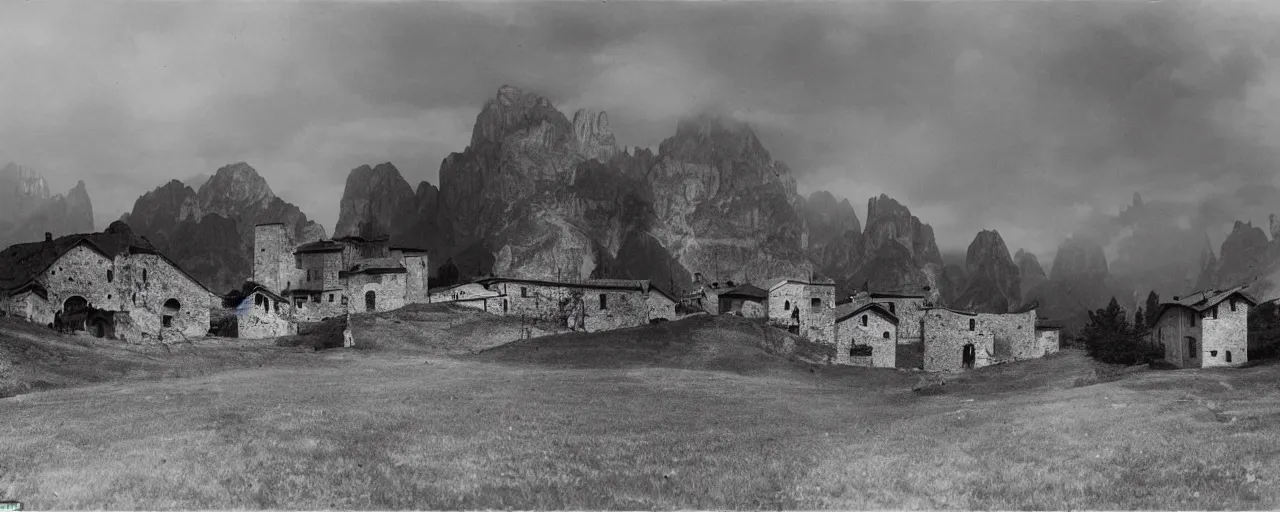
2;1;1280;263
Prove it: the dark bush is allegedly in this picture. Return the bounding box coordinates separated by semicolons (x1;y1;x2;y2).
1081;297;1164;366
649;318;669;324
849;344;873;357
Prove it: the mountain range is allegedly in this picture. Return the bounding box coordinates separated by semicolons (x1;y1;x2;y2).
12;84;1280;332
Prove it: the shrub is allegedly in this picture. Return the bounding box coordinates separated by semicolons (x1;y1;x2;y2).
1081;297;1164;366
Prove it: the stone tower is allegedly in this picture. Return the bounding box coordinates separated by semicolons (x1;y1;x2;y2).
253;223;293;293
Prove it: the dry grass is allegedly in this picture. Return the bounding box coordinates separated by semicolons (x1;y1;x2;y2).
2;314;1280;509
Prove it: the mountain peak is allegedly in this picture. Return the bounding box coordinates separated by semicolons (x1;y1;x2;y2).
199;162;275;212
659;113;770;166
571;108;618;161
471;85;571;149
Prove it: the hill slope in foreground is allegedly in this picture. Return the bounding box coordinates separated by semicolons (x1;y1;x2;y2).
2;310;1280;509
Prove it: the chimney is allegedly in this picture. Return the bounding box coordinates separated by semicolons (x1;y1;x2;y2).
44;232;52;242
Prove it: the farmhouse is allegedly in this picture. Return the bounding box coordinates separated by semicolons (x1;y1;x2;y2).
854;291;930;345
1036;321;1062;355
922;307;995;371
834;301;897;368
251;223;430;322
1153;286;1254;368
0;222;214;342
468;277;679;332
230;282;296;339
764;277;836;344
714;283;769;318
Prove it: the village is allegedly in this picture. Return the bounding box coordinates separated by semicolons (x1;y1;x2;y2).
0;221;1258;372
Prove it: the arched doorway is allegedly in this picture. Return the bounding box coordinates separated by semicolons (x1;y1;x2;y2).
365;290;376;312
962;343;976;369
62;296;89;332
90;317;109;338
163;299;181;328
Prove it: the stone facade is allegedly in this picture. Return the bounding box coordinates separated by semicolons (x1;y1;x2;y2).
429;283;500;303
834;304;897;368
0;231;214;342
236;288;296;339
922;308;994;371
1155;292;1251;369
475;278;678;332
863;294;928;344
766;279;836;344
1037;327;1060;355
972;309;1038;362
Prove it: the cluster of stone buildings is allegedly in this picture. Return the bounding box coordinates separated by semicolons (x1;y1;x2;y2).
1152;285;1254;369
0;222;214;341
426;277;679;332
0;221;1253;371
685;273;1064;371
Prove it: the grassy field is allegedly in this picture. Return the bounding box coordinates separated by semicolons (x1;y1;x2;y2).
2;308;1280;509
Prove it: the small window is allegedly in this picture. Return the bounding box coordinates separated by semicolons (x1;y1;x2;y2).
883;331;890;339
861;315;868;327
256;294;265;306
51;270;55;276
969;318;976;331
328;293;334;303
143;269;148;284
107;270;113;283
341;296;349;306
521;287;528;298
811;297;821;310
1230;299;1237;312
131;293;136;305
1210;350;1218;357
295;298;304;307
162;315;172;327
1226;351;1233;363
1212;306;1218;320
503;299;509;313
600;294;608;310
784;300;790;310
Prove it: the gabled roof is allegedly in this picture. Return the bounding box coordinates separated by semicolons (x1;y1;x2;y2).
763;277;837;292
717;283;768;300
1159;285;1258;317
923;306;979;317
295;240;344;254
476;276;654;293
0;223;212;295
390;246;428;254
835;301;899;325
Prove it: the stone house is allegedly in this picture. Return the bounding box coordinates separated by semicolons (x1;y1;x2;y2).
474;277;678;332
922;307;995;371
834;301;897;368
973;304;1040;363
764;277;836;345
1035;321;1062;355
251;223;429;322
0;222;213;342
715;283;769;318
232;282;296;339
855;291;929;345
428;282;501;304
1153;286;1254;368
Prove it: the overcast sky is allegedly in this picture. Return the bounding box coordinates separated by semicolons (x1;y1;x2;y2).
3;1;1280;263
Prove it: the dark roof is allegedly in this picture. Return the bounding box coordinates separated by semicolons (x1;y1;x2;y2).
648;283;679;304
339;257;407;277
295;240;344;254
390;246;428;253
238;281;287;303
1158;285;1259;317
0;224;211;295
1035;323;1063;330
8;281;48;300
836;302;899;324
717;283;768;300
334;234;390;244
868;292;926;299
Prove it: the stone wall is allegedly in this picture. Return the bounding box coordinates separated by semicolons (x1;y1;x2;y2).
1200;299;1249;368
403;254;429;303
237;291;297;339
122;253;212;340
767;282;835;344
720;296;767;318
253;224;291;293
768;282;805;326
583;288;650;332
347;273;408;314
835;312;897;368
922;308;994;371
646;291;677;321
290;293;348;322
1037;329;1060;355
873;297;927;343
2;291;53;325
1155;307;1202;368
429;283;500;303
973;310;1038;361
489;282;574;322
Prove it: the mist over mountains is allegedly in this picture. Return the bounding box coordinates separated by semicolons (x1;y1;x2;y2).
1;83;1263;333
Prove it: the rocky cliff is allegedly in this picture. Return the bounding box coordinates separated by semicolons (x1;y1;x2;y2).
823;194;943;302
1025;235;1132;330
1013;249;1048;302
0;163;95;249
123;162;324;293
952;230;1021;313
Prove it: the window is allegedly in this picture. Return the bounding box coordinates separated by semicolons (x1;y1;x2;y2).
969;318;976;331
861;315;868;327
600;294;608;310
256;294;265;307
503;299;509;313
162;315;172;327
107;270;113;283
1190;313;1196;327
341;296;349;306
883;331;891;339
131;293;136;305
1212;305;1218;320
328;293;334;303
295;298;304;307
784;300;790;310
811;298;821;311
521;287;528;298
142;269;148;285
1230;299;1237;312
1211;350;1218;357
1226;351;1233;363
